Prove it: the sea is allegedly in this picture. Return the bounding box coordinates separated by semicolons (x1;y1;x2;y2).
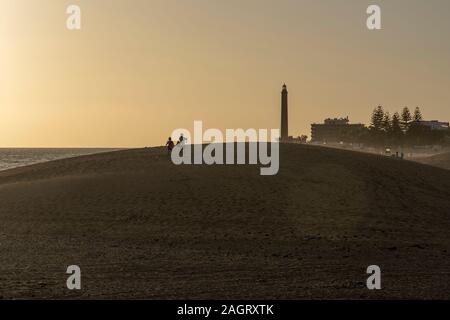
0;148;121;172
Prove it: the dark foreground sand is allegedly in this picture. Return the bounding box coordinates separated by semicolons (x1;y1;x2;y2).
0;144;449;299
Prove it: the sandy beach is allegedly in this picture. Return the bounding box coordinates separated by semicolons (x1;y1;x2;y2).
412;152;450;171
0;144;449;299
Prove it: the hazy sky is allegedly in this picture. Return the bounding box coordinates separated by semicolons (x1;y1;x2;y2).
1;0;450;147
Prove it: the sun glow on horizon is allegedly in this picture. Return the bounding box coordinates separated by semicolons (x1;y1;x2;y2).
1;0;450;147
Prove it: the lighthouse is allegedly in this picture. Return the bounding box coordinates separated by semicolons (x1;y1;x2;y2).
281;84;289;141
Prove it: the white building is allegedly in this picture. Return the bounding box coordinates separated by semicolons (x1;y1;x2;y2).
418;120;449;131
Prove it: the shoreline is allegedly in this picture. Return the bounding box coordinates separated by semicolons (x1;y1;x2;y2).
0;148;127;173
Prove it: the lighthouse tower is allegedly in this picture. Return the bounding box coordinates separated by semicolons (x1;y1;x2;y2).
281;84;289;141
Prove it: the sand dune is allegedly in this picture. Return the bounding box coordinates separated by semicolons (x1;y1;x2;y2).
1;144;450;299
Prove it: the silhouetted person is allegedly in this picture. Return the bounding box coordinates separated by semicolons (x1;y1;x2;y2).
166;137;174;155
179;134;184;145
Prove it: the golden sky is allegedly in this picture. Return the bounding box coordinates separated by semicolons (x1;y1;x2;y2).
1;0;450;147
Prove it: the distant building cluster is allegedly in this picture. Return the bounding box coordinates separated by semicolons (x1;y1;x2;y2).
311;117;365;144
309;117;449;145
417;120;449;131
279;84;449;147
278;85;365;144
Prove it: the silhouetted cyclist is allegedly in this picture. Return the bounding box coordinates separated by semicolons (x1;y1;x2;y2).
179;134;184;145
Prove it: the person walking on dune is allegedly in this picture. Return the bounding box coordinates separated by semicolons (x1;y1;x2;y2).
178;134;185;145
166;137;174;155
